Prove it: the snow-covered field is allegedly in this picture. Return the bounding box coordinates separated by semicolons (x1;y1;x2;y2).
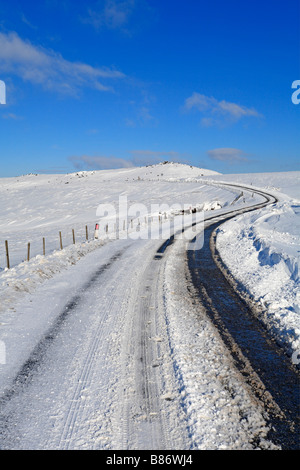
0;163;220;269
0;162;299;449
0;163;237;315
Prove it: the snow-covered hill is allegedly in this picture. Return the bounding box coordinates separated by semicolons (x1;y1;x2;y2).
0;162;221;270
0;161;299;450
0;162;299;362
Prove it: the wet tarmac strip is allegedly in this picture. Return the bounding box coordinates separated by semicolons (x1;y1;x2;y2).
187;219;300;450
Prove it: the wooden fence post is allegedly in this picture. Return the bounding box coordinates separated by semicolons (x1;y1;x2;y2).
43;237;45;256
27;242;30;261
72;229;75;244
5;240;10;269
59;231;63;250
85;225;88;241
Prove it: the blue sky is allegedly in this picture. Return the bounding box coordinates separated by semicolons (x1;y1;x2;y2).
0;0;299;177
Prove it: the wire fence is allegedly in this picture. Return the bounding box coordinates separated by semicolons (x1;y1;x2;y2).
3;224;92;270
1;214;169;270
1;204;208;271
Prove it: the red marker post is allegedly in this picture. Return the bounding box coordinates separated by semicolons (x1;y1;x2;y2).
94;223;99;239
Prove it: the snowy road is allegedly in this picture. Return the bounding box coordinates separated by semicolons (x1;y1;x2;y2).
0;236;192;449
0;181;298;450
188;217;299;450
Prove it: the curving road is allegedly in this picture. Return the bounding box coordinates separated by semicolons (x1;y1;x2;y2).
0;182;298;450
185;188;299;450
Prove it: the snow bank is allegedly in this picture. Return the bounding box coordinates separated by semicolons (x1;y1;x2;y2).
216;200;300;361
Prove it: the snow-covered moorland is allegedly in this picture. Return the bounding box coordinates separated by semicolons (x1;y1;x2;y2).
0;162;299;367
0;162;299;449
1;163;298;362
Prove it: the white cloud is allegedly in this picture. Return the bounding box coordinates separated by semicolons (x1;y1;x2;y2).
105;0;135;29
69;149;187;170
217;100;260;119
0;31;125;95
1;112;23;120
207;148;250;163
69;155;134;170
83;0;135;31
138;106;154;122
184;92;262;126
86;128;100;135
21;13;38;30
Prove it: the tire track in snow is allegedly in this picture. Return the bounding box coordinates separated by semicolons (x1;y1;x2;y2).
0;249;126;406
54;249;128;449
115;242;190;450
0;247;130;449
0;238;190;450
